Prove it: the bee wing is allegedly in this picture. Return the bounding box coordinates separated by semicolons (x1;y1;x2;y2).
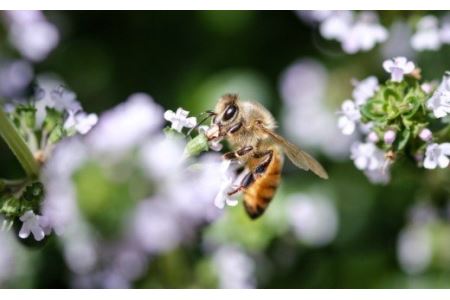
257;123;328;179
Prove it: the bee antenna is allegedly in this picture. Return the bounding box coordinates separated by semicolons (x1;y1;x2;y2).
187;110;216;135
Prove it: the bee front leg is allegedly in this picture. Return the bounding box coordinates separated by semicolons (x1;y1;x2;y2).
223;146;253;160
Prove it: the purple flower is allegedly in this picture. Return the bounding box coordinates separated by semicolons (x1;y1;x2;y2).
18;210;48;241
419;128;433;142
423;143;450;169
383;57;415;82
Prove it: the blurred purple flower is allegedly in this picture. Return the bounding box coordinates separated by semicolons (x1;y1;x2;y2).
212;245;256;289
87;93;163;153
4;11;59;62
352;76;379;106
0;60;33;98
286;193;338;247
423;143;450;169
397;224;432;275
411;16;441;51
337;100;361;135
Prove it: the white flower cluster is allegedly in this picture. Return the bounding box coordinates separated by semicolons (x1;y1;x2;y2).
3;11;59;62
411;15;450;51
299;11;388;54
338;57;450;179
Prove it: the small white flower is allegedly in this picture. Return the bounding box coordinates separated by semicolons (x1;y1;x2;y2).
384;130;396;145
19;210;47;241
419;128;433;142
64;111;98;135
337;100;360;135
426;75;450;118
423;143;450;169
411;15;441;51
350;142;385;171
214;160;239;209
383;57;415;82
164;108;197;133
352;76;379;106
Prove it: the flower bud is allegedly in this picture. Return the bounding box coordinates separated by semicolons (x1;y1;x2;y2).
367;132;379;143
185;133;209;157
419;128;432;142
384;130;396;145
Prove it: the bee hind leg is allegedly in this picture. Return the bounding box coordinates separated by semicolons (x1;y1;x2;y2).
254;150;273;178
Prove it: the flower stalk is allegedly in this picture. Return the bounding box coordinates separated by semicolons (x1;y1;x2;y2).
0;107;40;178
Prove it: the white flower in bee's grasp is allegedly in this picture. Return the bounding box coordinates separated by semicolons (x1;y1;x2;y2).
383;57;415;82
198;125;223;151
214;160;239;209
19;210;48;241
64;111;98;135
350;142;385;171
164;108;197;133
352;76;379;106
411;15;441;51
337;100;360;135
423;143;450;169
426;75;450;118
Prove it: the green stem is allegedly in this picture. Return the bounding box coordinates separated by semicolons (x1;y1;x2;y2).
0;108;39;178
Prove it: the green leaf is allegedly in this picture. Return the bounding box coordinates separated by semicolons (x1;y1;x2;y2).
397;129;411;151
361;99;387;121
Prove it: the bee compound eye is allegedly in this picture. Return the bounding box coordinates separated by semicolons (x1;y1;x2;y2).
223;104;237;121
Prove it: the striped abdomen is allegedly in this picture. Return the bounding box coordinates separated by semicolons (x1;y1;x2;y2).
243;148;283;219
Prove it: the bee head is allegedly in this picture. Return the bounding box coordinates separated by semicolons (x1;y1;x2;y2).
214;93;240;126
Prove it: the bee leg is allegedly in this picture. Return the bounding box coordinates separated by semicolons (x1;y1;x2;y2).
227;121;243;134
227;172;255;196
223;146;253;160
254;150;273;178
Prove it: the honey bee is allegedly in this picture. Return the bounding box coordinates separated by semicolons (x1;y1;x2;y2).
205;94;328;219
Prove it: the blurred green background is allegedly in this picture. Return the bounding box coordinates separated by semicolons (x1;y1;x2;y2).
1;11;450;289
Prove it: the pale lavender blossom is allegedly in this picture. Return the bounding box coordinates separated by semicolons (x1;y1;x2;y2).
426;75;450;118
383;57;415;82
352;76;379;106
384;130;396;145
18;210;47;241
286;193;338;247
64;111;98;135
212;245;256;289
164;108;197;133
411;15;441;51
421;82;434;94
4;11;59;62
0;60;33;98
350;142;385;171
296;10;333;24
397;224;432;275
132;198;182;254
341;12;388;54
139;134;185;180
87;93;163;153
423;143;450;169
419;128;433;142
337;100;360;135
319;11;353;41
364;166;391;185
0;231;15;285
